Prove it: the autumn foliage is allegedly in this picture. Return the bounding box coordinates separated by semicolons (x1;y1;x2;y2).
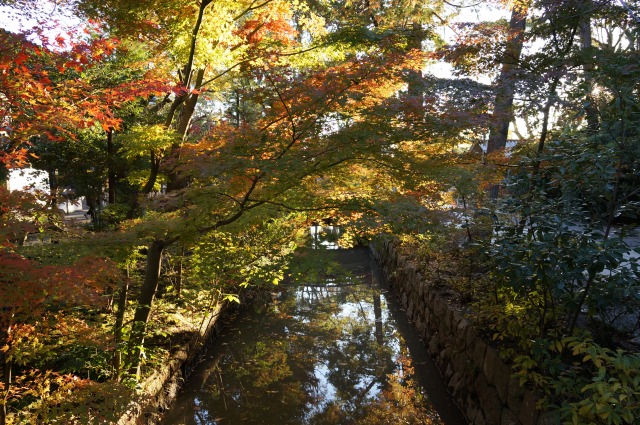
0;17;170;423
0;26;168;168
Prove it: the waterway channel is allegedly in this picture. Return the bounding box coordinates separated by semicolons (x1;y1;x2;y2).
162;247;466;424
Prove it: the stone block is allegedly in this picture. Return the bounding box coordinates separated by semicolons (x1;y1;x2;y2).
429;333;440;353
465;403;478;424
537;412;556;425
406;265;415;284
501;409;519;425
517;390;540;425
473;373;488;394
466;328;478;356
416;300;426;318
483;345;499;385
419;317;428;336
422;320;431;341
507;377;524;414
472;338;487;369
445;362;454;380
451;309;463;331
493;359;512;404
475;374;503;425
433;296;447;319
445;308;454;332
449;371;464;396
456;319;470;350
451;350;466;373
439;345;450;363
466;396;479;424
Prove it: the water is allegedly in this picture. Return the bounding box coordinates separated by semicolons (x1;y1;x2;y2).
162;248;466;424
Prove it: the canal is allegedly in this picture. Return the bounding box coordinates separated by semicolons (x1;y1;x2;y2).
162;247;467;424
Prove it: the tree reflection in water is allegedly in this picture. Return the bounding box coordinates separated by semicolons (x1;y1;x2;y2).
163;249;443;424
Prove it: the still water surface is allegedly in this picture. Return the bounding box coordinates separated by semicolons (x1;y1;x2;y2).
163;248;466;424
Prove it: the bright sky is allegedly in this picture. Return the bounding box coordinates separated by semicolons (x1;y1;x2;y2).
0;1;80;40
426;2;510;79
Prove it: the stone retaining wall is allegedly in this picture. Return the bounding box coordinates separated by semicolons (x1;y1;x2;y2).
371;239;548;425
117;303;233;425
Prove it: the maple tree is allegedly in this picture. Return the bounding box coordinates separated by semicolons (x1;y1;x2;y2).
1;0;639;422
0;249;122;424
0;14;171;422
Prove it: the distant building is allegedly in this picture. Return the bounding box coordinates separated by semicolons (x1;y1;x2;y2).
7;168;48;192
7;168;86;213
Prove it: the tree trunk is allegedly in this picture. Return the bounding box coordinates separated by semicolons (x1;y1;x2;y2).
176;69;205;139
123;1;213;378
141;150;161;196
176;246;184;299
579;2;599;133
406;22;425;101
107;129;116;204
113;273;129;381
486;5;528;198
127;239;165;377
47;168;58;207
1;325;12;425
486;6;528;155
234;89;241;128
167;68;205;192
0;357;9;425
533;75;561;174
128;150;161;219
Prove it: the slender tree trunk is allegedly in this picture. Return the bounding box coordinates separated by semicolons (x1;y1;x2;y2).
0;357;9;425
125;97;171;219
107;129;116;204
176;246;184;299
113;272;130;381
486;5;528;198
123;1;213;379
1;323;12;425
579;3;599;133
135;0;212;204
47;168;58;207
487;7;527;154
235;89;241;128
0;165;8;189
533;75;561;174
128;150;161;219
141;151;161;195
167;69;206;192
176;69;205;139
164;93;186;129
164;0;211;130
127;239;165;377
406;22;424;101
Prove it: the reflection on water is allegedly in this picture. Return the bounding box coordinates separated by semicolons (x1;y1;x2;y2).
309;225;341;250
163;248;464;425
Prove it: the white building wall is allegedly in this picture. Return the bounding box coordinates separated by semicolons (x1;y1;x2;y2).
7;168;86;213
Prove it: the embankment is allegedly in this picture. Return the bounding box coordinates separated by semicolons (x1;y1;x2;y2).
371;239;549;425
117;302;233;425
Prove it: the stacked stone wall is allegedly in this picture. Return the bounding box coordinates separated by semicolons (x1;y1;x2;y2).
117;303;235;425
371;239;547;425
